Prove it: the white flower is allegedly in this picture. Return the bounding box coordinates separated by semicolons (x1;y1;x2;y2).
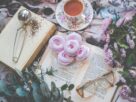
126;34;131;44
120;48;126;57
129;70;136;78
129;40;135;49
114;42;118;52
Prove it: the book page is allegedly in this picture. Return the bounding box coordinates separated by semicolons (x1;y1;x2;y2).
0;6;56;71
77;46;112;99
40;49;87;87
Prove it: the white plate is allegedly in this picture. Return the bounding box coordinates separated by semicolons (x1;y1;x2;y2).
55;0;94;31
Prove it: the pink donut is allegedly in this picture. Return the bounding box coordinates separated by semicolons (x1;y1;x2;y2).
64;40;80;56
49;35;65;52
58;51;74;65
66;32;82;44
76;45;90;61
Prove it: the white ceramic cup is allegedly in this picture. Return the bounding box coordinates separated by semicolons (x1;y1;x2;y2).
63;0;85;25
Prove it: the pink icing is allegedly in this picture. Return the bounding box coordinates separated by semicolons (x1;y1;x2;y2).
49;35;65;52
66;32;82;44
58;51;74;65
64;40;80;56
76;45;90;61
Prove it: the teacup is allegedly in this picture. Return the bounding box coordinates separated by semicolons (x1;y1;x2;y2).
63;0;85;26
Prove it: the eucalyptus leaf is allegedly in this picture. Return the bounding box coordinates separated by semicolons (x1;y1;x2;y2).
68;84;74;91
64;96;73;102
40;81;51;98
32;82;44;102
126;54;136;66
51;82;60;100
61;84;68;91
117;42;128;49
57;92;63;102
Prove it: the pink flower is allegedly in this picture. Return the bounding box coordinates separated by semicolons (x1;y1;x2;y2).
123;10;136;24
101;18;112;33
104;48;113;66
116;17;125;27
104;44;109;51
116;10;136;27
120;85;131;99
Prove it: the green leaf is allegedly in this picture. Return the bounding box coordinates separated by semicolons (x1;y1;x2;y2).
40;81;51;98
46;67;57;76
117;42;128;49
64;96;73;102
61;84;68;91
126;54;136;66
68;84;74;91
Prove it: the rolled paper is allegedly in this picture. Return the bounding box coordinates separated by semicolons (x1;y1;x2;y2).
49;35;65;52
76;45;90;61
58;51;74;65
66;32;82;44
64;40;80;56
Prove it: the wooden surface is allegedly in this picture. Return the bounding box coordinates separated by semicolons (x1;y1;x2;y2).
38;32;119;102
0;6;56;71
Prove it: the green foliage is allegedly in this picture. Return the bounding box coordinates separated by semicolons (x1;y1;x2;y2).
61;84;75;91
46;67;57;76
109;16;136;98
40;81;51;99
68;84;74;91
108;16;136;67
61;84;68;91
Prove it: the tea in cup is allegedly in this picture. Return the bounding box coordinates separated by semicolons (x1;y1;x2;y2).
63;0;85;25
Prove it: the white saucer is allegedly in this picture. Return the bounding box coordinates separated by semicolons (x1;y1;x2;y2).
55;0;94;31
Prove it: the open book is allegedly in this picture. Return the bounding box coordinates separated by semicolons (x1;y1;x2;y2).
39;32;119;102
0;6;56;71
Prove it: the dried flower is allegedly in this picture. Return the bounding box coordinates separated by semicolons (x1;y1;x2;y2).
120;85;131;99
